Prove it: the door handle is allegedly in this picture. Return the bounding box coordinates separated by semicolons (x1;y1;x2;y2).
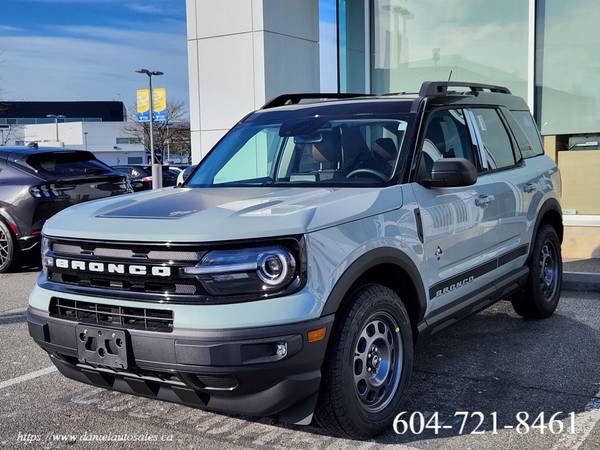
524;182;537;193
475;194;495;207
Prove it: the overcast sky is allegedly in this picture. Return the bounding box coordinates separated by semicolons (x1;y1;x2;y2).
0;0;338;114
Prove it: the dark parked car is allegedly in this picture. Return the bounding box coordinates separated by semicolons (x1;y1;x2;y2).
113;165;179;191
0;147;132;272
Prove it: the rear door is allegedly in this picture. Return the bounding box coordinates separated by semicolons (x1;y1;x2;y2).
466;107;529;276
411;108;501;314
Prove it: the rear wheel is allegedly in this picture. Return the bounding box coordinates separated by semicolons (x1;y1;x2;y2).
511;224;562;319
315;284;413;439
0;220;19;273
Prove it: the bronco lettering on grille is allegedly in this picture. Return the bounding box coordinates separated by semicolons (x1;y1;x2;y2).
54;258;171;277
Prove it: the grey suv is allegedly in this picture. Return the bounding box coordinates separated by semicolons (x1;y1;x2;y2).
28;82;562;438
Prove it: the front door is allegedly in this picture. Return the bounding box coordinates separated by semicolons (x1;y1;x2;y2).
411;108;502;315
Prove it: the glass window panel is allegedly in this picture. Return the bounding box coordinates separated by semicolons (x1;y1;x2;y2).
339;0;366;92
536;0;600;135
213;128;280;184
419;109;474;180
471;108;515;170
370;0;528;99
511;111;544;159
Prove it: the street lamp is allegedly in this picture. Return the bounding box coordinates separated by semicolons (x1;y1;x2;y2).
46;114;66;144
136;68;164;189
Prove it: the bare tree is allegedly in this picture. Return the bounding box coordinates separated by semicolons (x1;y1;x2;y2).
0;125;16;145
123;100;191;163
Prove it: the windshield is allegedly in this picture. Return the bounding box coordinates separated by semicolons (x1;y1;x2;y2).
186;115;411;187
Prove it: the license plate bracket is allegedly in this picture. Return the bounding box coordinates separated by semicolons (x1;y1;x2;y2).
76;325;129;370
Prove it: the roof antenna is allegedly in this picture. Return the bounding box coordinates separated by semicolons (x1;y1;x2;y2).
447;70;453;82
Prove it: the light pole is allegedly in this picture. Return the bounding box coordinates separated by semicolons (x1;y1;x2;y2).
136;68;164;189
83;131;88;151
46;114;66;144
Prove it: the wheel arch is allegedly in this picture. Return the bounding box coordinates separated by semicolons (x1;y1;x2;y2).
321;248;427;334
0;208;19;236
530;198;563;261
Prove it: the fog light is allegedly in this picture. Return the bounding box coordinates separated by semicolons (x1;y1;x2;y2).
275;342;287;358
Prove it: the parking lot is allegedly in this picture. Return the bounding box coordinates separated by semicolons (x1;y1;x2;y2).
1;268;598;449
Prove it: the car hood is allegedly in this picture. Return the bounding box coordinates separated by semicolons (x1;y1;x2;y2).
43;186;403;242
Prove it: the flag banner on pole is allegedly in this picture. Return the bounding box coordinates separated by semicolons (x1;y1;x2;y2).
153;88;168;122
136;89;151;122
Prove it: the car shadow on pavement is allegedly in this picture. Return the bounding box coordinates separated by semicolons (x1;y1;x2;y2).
365;301;599;444
279;301;600;444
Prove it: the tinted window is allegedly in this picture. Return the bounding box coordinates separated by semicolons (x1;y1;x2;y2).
419;109;474;179
512;111;544;158
26;152;112;178
471;108;516;170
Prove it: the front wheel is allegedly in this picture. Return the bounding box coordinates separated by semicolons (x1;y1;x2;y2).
315;284;413;439
511;224;562;319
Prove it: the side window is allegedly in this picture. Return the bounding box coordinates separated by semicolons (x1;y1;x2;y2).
419;109;474;180
471;108;516;170
512;111;544;158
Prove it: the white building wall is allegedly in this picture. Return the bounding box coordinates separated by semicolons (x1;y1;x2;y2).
7;122;146;166
186;0;320;163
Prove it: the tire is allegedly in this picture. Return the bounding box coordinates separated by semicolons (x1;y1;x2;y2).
315;284;413;439
511;224;562;319
0;220;19;273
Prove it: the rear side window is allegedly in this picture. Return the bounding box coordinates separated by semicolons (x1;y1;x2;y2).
471;108;516;170
26;151;111;178
511;111;544;158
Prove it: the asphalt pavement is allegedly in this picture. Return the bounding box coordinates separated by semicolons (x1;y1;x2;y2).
1;269;599;449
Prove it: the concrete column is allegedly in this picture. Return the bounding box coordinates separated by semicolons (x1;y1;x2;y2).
186;0;320;163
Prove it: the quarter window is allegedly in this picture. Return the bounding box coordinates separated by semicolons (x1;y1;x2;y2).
513;111;544;158
471;108;516;170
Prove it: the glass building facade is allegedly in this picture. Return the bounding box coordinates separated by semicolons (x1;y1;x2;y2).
338;0;600;215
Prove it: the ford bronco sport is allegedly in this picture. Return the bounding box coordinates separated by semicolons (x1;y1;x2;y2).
27;81;563;439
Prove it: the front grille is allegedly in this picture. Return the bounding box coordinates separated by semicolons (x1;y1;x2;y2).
48;272;198;295
46;238;206;299
49;297;174;332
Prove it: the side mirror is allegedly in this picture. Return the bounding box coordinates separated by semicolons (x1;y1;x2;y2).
426;158;477;188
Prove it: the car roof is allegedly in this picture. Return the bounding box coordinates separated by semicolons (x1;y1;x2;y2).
0;147;94;161
0;146;90;155
248;81;529;121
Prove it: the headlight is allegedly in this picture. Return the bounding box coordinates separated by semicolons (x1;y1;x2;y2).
41;237;54;275
182;245;300;297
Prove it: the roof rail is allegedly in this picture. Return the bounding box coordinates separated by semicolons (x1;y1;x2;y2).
419;81;511;97
261;92;371;109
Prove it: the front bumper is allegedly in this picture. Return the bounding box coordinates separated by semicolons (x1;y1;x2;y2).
27;306;334;423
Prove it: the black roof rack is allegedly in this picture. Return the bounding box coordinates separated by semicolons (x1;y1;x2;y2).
419;81;511;97
261;92;371;109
